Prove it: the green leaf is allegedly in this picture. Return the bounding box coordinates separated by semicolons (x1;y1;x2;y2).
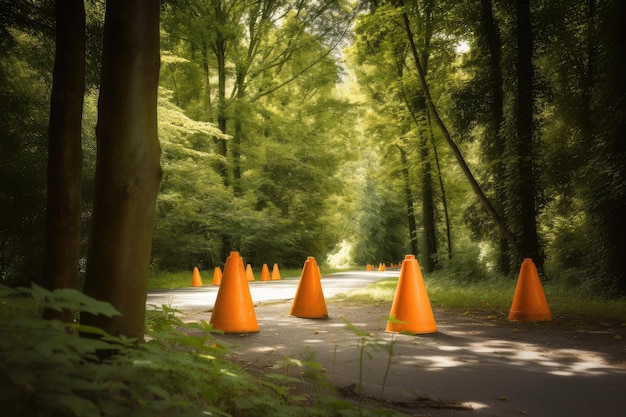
146;384;171;401
0;285;19;298
57;394;101;417
20;284;121;317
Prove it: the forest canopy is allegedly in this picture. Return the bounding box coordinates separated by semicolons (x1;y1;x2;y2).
1;0;625;298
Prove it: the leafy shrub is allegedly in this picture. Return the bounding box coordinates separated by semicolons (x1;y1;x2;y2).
0;285;409;417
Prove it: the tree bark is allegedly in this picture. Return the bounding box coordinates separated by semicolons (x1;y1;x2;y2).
587;0;626;294
233;72;245;196
213;2;229;185
419;131;438;272
425;109;452;260
201;41;213;121
515;0;543;270
399;5;517;247
42;0;85;319
479;0;511;275
82;0;161;339
398;147;419;256
580;0;595;147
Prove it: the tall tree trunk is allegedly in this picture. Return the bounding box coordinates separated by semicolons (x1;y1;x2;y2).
425;109;452;260
419;131;438;272
398;4;518;247
588;0;626;295
232;72;245;196
398;146;419;256
398;46;449;262
216;36;228;161
213;4;232;258
396;2;439;270
480;0;511;275
82;0;161;339
580;0;596;146
201;41;213;121
42;0;85;320
515;0;542;271
214;2;229;186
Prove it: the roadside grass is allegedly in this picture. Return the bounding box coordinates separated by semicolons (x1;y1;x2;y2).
150;265;626;322
149;266;350;290
148;267;304;289
332;271;626;324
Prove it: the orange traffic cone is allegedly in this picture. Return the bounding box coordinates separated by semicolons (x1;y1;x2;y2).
271;263;281;280
366;264;373;271
260;263;271;281
246;264;255;281
386;255;437;334
212;266;222;286
191;267;203;287
209;251;259;333
508;258;552;321
290;257;328;318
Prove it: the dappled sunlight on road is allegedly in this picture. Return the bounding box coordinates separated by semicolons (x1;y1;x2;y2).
383;335;615;377
204;302;625;417
163;268;624;417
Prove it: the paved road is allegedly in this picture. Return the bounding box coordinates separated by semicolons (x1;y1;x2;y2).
146;270;400;310
147;269;626;417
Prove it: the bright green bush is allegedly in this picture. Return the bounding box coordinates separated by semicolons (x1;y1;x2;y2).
0;285;409;417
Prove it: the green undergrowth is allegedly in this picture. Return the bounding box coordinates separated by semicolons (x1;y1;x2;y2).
0;284;408;417
332;271;626;324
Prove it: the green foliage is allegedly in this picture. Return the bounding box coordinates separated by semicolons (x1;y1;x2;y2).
1;284;411;417
155;2;361;270
341;317;405;403
349;165;410;266
0;28;51;285
3;0;625;302
152;88;232;269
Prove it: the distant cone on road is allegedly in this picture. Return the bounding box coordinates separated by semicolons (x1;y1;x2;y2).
209;252;259;333
246;264;255;281
508;258;552;321
386;255;437;334
290;257;328;319
212;266;222;286
271;263;281;280
260;264;271;281
191;267;203;287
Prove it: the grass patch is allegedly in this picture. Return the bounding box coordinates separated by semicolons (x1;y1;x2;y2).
149;270;192;289
331;278;398;304
542;282;626;322
332;271;626;323
150;266;626;323
149;266;353;290
149;268;305;290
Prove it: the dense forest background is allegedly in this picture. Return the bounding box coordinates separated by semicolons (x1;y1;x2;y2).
1;0;625;299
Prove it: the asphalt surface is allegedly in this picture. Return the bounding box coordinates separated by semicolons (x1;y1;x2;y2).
147;270;626;417
146;270;397;311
